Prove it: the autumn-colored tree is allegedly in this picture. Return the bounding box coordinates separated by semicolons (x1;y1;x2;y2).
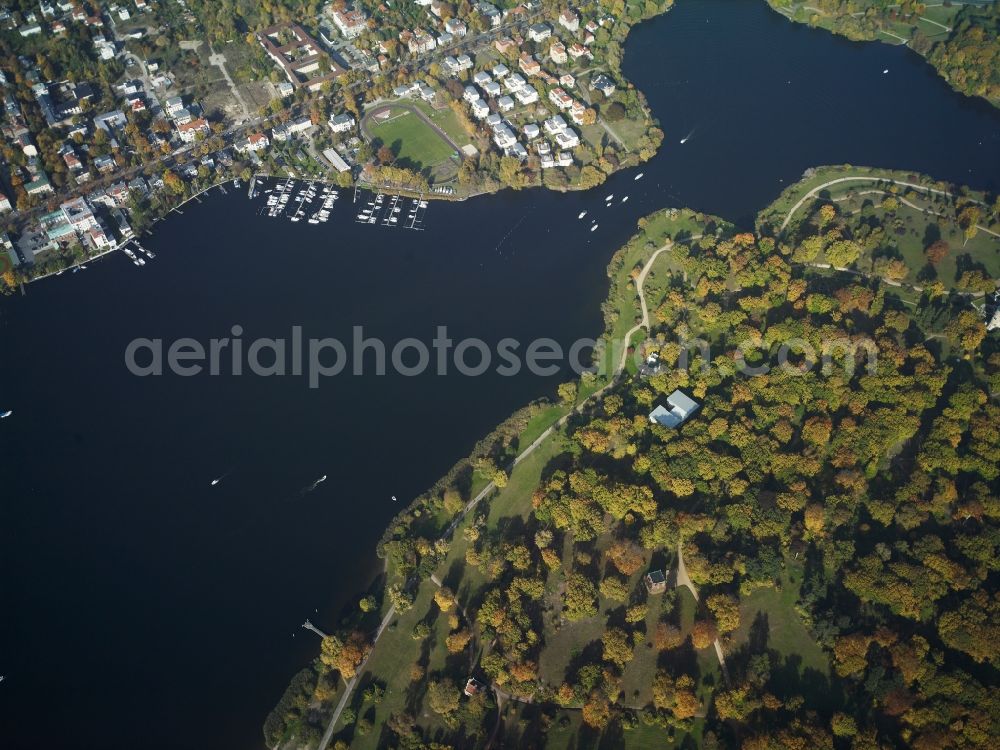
433;587;456;611
706;593;741;633
653;622;684;651
607;540;645;575
602;627;633;667
691;619;717;649
581;693;611;728
445;629;473;654
320;631;369;680
924;239;950;265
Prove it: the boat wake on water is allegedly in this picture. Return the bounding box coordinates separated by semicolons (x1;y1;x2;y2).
680;128;696;144
301;475;328;495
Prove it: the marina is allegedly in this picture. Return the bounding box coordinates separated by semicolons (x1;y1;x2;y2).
254;176;427;231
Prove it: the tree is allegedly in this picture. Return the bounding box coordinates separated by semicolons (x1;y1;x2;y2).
565;574;598;620
602;627;633;667
319;632;368;679
607;540;645;575
426;679;461;719
446;629;473;653
653;622;684;651
691;620;717;649
434;587;456;611
706;593;741;633
582;693;611;728
557;381;578;404
924;239;949;265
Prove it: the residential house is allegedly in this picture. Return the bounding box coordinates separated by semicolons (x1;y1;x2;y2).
445;18;467;36
237;132;270;153
494;37;517;56
555;128;580;149
492;63;510;79
483;81;502;98
418;84;436;102
560;73;576;89
515;87;538;105
527;22;551;42
0;193;11;212
407;29;436;54
549;87;573;110
470;98;490;119
648;390;700;428
518;53;540;76
271;116;312;141
568;43;590;60
558;9;580;32
473;71;492;86
463;85;480;103
505;73;527;92
591;73;616;97
549;42;568;65
177;117;210;143
523;123;540;140
544;114;567;135
497;95;514;113
328;113;356;134
569;101;587;125
331;8;367;39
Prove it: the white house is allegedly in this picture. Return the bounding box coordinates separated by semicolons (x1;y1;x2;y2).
470;98;490;119
555;129;580;149
493;125;517;149
527;22;551;42
515;87;539;106
483;81;502;98
492;63;510;79
445;18;467;36
473;71;492;86
463;85;480;103
544;114;567;135
558;9;580;32
497;95;515;112
332;9;367;39
328;113;356;134
649;390;700;428
523;123;540;140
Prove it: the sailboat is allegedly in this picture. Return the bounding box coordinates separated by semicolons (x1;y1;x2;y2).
1;410;12;419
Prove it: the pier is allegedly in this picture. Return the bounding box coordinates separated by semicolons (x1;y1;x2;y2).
302;619;328;639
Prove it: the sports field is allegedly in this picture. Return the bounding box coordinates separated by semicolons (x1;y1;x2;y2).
367;106;456;170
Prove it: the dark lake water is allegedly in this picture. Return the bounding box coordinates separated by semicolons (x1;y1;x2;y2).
1;2;998;748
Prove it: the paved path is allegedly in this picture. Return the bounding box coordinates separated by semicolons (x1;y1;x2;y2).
675;543;730;685
778;175;984;232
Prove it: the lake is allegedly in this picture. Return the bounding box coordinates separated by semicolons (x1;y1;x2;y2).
1;1;998;748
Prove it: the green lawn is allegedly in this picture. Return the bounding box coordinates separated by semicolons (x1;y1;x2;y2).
368;106;457;170
409;99;473;148
731;561;830;679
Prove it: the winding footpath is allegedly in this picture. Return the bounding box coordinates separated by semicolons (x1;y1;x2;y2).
777;174;988;233
316;238;684;748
